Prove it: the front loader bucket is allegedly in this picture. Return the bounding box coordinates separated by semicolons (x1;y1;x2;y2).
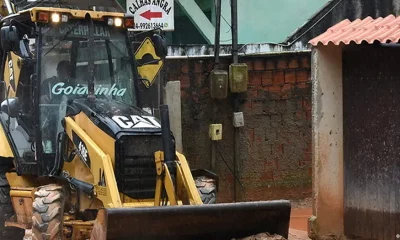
90;200;291;240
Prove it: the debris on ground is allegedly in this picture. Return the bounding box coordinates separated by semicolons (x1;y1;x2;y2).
232;232;286;240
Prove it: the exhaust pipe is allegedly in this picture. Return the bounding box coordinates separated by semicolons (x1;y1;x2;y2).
160;104;173;163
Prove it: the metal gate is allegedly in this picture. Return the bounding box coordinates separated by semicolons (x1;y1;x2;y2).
343;45;400;240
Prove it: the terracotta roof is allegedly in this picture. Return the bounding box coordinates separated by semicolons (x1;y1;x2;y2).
309;14;400;46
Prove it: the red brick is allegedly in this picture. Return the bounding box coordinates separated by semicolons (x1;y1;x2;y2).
207;61;214;72
300;56;310;68
262;79;273;88
262;71;273;86
249;128;255;143
192;91;199;102
180;74;190;89
274;158;280;170
247;87;258;99
305;143;312;152
275;144;284;154
200;87;209;96
281;84;293;95
305;111;311;121
295;111;305;120
249;72;262;86
308;168;312;176
194;62;203;73
272;171;282;181
221;174;234;185
263;160;273;170
195;74;203;87
302;99;311;111
273;70;285;86
260;171;274;181
296;69;310;83
268;85;281;94
243;100;252;111
253;59;265;71
304;151;311;162
167;73;180;81
181;91;189;99
246;60;254;71
296;82;308;89
288;58;299;68
181;62;189;73
277;59;288;69
285;70;296;83
266;60;276;70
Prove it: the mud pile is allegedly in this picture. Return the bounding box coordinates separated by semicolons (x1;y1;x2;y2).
232;232;286;240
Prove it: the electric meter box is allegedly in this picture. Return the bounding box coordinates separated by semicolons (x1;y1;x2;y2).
229;63;248;93
210;70;228;99
209;124;223;141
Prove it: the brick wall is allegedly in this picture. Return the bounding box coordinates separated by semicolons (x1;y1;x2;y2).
164;53;312;203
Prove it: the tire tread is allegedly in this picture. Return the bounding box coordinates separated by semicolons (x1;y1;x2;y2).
32;184;64;240
194;176;217;204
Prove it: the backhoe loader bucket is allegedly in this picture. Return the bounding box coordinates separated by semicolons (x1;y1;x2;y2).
91;200;291;240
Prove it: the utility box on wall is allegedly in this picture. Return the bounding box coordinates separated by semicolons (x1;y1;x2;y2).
229;63;248;92
210;70;228;99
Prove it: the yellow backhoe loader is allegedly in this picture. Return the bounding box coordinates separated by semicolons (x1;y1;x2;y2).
0;0;291;239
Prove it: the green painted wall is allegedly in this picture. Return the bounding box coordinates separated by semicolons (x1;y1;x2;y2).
218;0;330;44
118;0;330;44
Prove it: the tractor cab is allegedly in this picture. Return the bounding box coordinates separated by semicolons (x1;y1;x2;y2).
0;5;166;176
37;17;137;151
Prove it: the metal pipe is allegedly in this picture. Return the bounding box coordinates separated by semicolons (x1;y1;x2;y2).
160;104;173;163
211;0;222;172
4;0;14;14
231;0;239;202
214;0;222;70
231;0;238;64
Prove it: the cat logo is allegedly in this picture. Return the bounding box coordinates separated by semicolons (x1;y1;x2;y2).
112;115;161;129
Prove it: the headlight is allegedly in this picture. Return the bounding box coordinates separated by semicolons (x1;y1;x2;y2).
51;13;60;23
114;18;123;27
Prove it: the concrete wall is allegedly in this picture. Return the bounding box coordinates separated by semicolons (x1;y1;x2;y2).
309;45;343;239
164;53;313;202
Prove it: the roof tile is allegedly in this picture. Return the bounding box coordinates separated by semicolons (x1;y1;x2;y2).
309;14;400;46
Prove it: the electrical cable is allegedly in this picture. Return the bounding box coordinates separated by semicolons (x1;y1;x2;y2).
216;142;247;200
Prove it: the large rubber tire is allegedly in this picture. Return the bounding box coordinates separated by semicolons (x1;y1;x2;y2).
0;164;25;240
32;184;65;240
194;176;217;204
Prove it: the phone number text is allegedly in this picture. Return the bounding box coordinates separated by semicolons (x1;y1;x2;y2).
134;22;167;30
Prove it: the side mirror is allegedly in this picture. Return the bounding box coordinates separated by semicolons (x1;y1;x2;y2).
151;34;167;59
1;97;20;118
1;25;20;53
